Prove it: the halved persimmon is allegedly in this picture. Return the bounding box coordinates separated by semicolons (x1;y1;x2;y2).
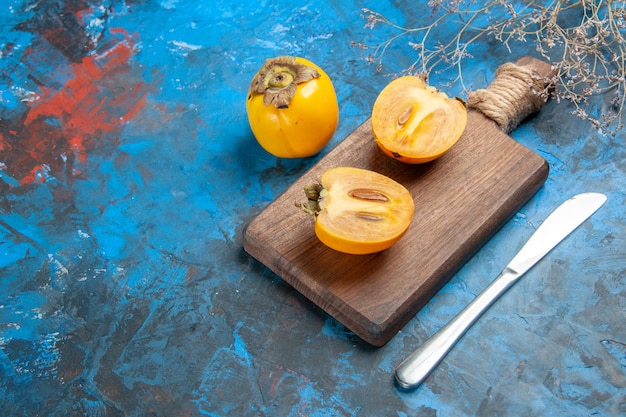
297;167;414;255
372;76;467;164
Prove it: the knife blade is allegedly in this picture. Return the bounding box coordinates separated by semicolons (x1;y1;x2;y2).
395;192;607;391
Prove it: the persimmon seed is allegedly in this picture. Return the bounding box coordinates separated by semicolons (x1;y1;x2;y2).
348;189;390;202
397;105;413;127
356;212;385;221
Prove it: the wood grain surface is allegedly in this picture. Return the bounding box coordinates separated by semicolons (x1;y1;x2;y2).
243;60;552;346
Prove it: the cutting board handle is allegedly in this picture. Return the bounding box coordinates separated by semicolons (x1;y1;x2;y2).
467;56;556;133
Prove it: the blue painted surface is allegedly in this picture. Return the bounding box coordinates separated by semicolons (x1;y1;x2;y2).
1;1;625;416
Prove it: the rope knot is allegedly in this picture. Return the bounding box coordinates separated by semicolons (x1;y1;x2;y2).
467;58;556;133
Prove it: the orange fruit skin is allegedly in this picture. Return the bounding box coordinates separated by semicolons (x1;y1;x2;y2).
246;57;339;158
372;76;467;164
313;167;415;255
315;221;410;255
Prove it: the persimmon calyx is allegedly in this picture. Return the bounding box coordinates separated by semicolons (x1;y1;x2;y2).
248;56;320;108
295;182;325;216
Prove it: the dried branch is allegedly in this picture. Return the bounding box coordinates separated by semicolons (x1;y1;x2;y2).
354;1;626;137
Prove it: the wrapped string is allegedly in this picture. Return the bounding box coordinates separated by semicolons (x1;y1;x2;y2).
468;60;555;133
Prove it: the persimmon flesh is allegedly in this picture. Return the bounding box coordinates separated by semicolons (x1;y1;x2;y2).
372;76;467;164
298;167;415;255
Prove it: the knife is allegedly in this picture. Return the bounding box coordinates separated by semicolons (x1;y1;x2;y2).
395;192;607;391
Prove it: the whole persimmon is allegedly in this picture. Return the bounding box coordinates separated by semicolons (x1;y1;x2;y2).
246;56;339;158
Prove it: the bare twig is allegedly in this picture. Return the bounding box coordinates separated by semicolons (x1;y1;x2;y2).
355;1;625;137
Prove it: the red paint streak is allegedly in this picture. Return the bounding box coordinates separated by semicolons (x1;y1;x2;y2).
1;30;149;189
25;37;146;156
21;164;50;185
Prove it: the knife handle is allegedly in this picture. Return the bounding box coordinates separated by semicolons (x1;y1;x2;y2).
394;268;520;390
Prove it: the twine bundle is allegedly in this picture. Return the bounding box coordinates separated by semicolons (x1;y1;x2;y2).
468;60;555;133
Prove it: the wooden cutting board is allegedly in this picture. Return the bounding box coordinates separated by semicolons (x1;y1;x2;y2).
243;57;553;346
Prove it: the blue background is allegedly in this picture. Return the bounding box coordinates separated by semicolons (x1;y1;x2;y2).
1;1;624;416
